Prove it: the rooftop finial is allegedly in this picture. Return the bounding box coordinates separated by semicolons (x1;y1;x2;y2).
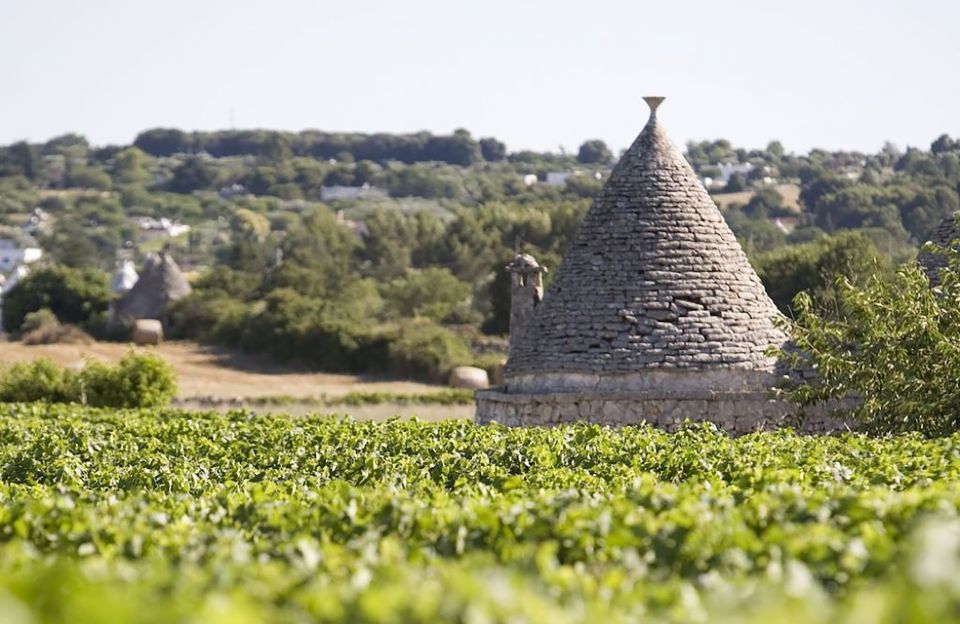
643;96;665;119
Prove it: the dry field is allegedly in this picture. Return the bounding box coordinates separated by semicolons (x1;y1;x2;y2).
711;183;801;212
0;340;473;421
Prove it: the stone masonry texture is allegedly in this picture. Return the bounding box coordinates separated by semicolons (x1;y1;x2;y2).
918;211;960;285
504;100;786;382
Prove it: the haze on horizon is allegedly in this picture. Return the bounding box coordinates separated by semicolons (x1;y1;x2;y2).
2;0;958;155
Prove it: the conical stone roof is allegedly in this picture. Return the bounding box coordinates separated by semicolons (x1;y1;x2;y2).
918;212;960;285
114;252;191;323
505;98;786;388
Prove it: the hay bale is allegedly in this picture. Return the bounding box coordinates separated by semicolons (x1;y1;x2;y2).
448;366;490;390
131;319;163;346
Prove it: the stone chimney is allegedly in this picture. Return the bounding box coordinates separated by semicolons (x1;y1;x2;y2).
507;253;546;358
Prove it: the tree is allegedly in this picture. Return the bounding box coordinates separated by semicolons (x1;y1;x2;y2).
765;140;785;162
353;160;381;186
167;156;216;193
479;137;507;161
1;265;112;333
778;246;960;436
65;163;112;190
134;128;191;156
224;209;273;272
424;129;481;166
482;262;512;335
111;147;152;185
264;209;359;298
358;209;418;280
753;232;887;315
42;217;103;268
2;142;40;180
42;134;89;157
931;134;957;155
577;140;612;164
259;133;293;164
798;166;851;214
723;174;746;193
743;186;786;218
724;207;785;253
379;267;472;322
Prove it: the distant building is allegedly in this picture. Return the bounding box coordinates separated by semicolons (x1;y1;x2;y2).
112;252;192;328
522;174;538;187
320;184;388;202
137;217;191;239
218;184;250;199
111;259;140;294
477;96;812;432
543;170;597;187
2;264;29;292
703;162;755;188
0;235;42;274
544;172;572;186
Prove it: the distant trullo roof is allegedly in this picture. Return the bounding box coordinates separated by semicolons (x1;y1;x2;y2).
917;212;960;285
114;252;191;322
506;97;786;378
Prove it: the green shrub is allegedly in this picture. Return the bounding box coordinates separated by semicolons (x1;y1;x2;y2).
0;358;73;403
79;352;178;409
19;308;59;334
777;245;960;436
1;265;113;333
0;352;177;408
379;267;473;323
168;292;251;344
754;231;888;315
19;307;94;345
387;320;473;382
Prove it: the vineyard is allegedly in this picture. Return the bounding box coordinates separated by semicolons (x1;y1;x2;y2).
0;404;959;622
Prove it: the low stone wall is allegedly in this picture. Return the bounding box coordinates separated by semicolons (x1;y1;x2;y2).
475;388;852;435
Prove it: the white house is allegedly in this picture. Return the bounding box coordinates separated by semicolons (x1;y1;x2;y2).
0;236;42;274
137;217;191;239
544;170;598;187
714;162;755;185
111;259;139;294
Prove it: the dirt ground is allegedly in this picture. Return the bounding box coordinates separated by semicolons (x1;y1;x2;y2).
0;340;443;400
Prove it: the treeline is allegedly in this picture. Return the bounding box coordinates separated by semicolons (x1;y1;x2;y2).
131;127;618;167
133;128;510;166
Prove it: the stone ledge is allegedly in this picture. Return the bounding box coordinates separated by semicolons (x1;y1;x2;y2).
475;388;853;435
504;368;782;394
477;387;781;404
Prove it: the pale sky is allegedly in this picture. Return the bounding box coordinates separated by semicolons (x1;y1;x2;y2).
2;0;958;155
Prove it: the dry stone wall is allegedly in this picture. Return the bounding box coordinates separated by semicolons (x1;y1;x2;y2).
475;389;851;435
